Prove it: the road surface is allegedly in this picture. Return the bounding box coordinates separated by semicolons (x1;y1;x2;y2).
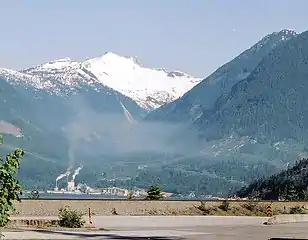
4;216;308;239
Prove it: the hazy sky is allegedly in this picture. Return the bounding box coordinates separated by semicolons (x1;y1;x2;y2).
0;0;307;77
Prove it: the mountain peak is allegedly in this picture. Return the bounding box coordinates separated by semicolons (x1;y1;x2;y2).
24;57;79;73
101;51;121;59
250;29;297;53
146;27;299;122
124;55;143;66
40;57;75;66
81;53;200;109
89;52;144;67
276;28;297;36
264;29;297;41
51;57;72;62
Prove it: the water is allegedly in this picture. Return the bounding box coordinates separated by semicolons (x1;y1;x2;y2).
20;192;129;200
20;192;216;200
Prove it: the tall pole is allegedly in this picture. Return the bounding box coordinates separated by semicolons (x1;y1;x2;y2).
88;207;92;224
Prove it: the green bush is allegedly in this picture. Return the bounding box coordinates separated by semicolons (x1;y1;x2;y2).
0;136;24;228
58;205;85;228
127;191;133;200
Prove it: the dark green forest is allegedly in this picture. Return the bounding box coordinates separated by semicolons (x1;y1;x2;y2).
236;158;308;200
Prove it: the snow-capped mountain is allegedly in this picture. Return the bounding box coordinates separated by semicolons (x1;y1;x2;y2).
0;52;200;110
81;53;201;110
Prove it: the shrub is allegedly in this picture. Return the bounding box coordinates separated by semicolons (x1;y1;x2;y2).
218;200;230;211
58;205;85;228
111;208;118;215
127;191;133;200
241;200;259;212
240;201;266;216
195;201;211;215
289;206;308;214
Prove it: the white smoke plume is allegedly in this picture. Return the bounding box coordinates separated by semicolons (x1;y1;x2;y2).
71;165;83;181
56;171;70;182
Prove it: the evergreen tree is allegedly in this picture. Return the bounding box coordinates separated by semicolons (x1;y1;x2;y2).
145;185;164;200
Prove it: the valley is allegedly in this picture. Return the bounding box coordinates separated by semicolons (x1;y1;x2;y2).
1;29;308;197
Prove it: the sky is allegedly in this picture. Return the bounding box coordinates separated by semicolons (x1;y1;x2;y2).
0;0;307;78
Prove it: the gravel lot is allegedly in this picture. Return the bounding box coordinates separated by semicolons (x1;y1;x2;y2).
12;199;201;216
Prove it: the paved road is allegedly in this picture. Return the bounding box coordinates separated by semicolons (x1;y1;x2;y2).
92;216;269;229
5;216;308;239
11;215;269;229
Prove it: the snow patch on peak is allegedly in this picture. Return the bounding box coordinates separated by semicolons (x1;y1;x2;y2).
0;68;50;89
124;55;143;66
273;29;298;41
156;68;195;79
81;52;201;109
84;52;144;69
276;28;297;36
251;29;297;53
52;57;72;62
24;58;79;74
263;29;297;42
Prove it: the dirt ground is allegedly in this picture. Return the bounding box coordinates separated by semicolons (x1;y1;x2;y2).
11;199;308;217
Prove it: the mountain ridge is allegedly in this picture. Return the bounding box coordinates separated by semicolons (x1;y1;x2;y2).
1;52;201;111
145;29;298;122
194;29;308;141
